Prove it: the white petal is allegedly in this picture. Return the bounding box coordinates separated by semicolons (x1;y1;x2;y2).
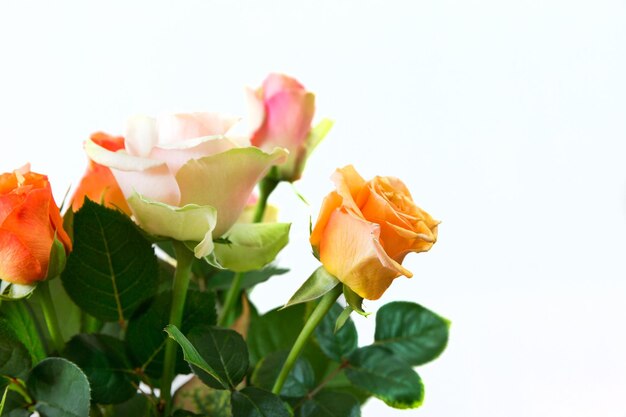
125;115;158;157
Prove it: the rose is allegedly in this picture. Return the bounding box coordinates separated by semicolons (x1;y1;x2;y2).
0;166;72;285
247;73;317;182
310;165;439;300
85;112;287;257
71;132;131;215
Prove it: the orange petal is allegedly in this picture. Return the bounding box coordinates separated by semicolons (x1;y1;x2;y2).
0;229;43;284
319;209;408;300
309;191;342;251
71;163;131;216
0;187;54;278
330;165;366;216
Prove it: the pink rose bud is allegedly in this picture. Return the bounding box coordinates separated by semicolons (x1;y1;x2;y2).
248;73;316;182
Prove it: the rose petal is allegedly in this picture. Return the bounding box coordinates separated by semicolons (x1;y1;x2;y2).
262;73;306;97
71;163;131;215
127;193;217;258
150;137;238;175
330;165;366;216
255;90;315;150
125;115;159;157
309;191;342;252
0;229;43;284
319;209;409;300
176;147;288;237
85;138;180;206
246;87;265;137
0;187;54;277
157;112;240;144
0;194;20;225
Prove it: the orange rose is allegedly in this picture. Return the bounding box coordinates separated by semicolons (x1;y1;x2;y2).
0;166;72;285
71;132;131;215
310;165;439;300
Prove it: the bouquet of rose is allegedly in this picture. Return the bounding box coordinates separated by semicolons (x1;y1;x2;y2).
0;74;448;417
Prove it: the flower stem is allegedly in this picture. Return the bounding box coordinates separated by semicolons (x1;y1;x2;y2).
160;242;194;416
218;271;243;327
272;284;342;395
218;176;278;326
38;279;65;353
7;378;33;405
252;176;279;223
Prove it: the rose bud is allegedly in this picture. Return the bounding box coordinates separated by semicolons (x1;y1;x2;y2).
71;132;131;215
247;73;317;182
310;165;439;300
0;166;72;285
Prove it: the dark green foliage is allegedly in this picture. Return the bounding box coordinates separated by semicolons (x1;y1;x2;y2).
62;200;159;323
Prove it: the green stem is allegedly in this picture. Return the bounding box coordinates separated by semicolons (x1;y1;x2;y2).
272;284;342;395
218;272;243;327
160;242;194;416
252;176;279;223
7;378;33;405
218;176;278;326
38;279;65;353
82;312;103;334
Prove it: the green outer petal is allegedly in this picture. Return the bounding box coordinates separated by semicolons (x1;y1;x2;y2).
176;147;288;237
212;222;291;272
128;193;217;258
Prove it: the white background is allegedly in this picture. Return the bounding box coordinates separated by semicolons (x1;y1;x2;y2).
2;1;626;416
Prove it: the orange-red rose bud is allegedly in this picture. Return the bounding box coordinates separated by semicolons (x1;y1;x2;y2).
310;165;439;300
71;132;131;215
0;167;72;285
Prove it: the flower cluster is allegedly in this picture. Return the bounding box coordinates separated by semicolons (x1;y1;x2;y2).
0;74;446;417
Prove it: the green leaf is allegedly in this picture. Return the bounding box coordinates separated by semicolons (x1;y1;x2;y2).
105;394;157;417
251;352;314;398
323;372;370;405
0;301;46;364
164;325;226;390
283;267;339;309
314;304;357;363
247;304;329;379
345;346;423;409
186;325;249;390
28;357;91;417
374;302;449;366
63;334;138;404
300;391;360;417
61;200;159;323
173;377;231;417
0;320;31;379
171;411;206;417
211;223;291;272
127;290;217;378
230;387;292;417
207;266;289;291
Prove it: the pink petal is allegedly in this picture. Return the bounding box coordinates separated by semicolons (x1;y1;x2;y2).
157;112;240;144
